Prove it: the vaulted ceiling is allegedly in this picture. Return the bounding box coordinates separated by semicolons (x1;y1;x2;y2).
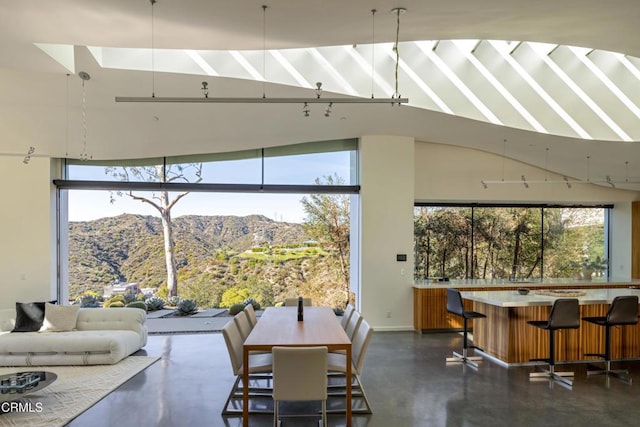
1;0;640;191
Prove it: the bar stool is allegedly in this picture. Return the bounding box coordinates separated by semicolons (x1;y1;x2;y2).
445;288;486;368
528;298;580;387
582;295;639;384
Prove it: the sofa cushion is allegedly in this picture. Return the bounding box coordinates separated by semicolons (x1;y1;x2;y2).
0;330;143;365
12;301;48;332
40;303;80;332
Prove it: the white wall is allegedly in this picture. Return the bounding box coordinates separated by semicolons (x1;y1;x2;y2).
0;157;57;309
610;202;632;280
356;139;638;331
413;141;639;286
415;141;639;203
359;135;415;331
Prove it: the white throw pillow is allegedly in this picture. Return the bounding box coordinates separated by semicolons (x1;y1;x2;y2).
40;303;80;332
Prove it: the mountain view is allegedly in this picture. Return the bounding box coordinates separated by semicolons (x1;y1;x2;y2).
68;213;349;308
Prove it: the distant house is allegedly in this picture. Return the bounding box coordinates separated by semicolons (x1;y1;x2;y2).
103;282;140;298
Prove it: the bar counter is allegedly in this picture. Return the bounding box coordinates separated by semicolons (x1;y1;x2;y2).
413;279;640;332
460;288;640;365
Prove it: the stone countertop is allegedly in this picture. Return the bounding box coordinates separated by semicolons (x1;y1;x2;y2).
413;279;640;289
460;287;640;307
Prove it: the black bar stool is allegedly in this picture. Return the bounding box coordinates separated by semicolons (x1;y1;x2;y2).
445;288;486;368
582;295;639;384
528;298;580;387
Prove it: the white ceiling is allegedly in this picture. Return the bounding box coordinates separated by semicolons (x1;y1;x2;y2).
1;0;640;192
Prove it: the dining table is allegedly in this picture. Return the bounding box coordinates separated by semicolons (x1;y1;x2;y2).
242;306;352;426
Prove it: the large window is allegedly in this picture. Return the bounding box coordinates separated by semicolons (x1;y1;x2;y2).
414;204;609;281
57;140;358;310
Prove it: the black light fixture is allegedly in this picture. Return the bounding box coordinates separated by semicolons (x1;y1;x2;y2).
115;3;409;108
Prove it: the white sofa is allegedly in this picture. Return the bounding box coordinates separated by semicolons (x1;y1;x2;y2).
0;307;147;366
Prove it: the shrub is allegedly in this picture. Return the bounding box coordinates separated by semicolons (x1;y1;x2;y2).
242;298;260;311
228;303;245;316
156;285;168;300
107;301;125;308
220;288;251;308
126;301;147;311
75;293;102;308
123;291;137;304
168;296;181;307
145;296;165;311
176;299;198;316
103;294;125;308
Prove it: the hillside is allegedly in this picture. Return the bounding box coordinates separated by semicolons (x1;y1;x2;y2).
66;213;352;308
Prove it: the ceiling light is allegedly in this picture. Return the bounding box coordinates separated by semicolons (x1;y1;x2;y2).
23;146;35;164
325;102;333;117
115;4;408;107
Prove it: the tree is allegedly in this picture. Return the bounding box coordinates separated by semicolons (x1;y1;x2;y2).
301;174;350;306
106;163;202;297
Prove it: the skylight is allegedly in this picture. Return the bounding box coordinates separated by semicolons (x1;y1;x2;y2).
37;40;640;142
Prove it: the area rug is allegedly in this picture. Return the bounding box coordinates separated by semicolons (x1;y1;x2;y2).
0;356;159;427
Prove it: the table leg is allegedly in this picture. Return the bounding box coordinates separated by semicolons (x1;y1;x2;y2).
243;347;249;426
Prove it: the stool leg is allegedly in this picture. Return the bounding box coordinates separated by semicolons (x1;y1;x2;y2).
446;318;483;368
587;325;632;384
530;329;574;387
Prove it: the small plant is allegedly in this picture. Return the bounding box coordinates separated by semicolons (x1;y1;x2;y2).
176;298;198;316
145;296;165;311
103;295;125;308
107;301;125;308
242;298;260;311
75;293;102;308
126;301;147;311
228;303;246;316
123;291;138;304
168;296;181;307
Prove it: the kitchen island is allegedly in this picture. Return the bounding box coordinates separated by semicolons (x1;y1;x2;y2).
413;280;640;332
460;288;640;365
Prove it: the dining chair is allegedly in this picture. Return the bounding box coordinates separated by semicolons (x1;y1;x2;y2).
344;310;362;342
284;297;312;307
272;346;328;427
244;304;258;328
340;304;355;329
327;318;374;414
582;295;639;384
221;319;273;415
234;310;253;341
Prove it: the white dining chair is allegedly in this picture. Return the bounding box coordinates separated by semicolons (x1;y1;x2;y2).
272;346;328;427
344;310;362;341
234;310;253;341
244;304;258;328
221;319;272;415
327;318;374;414
340;304;355;329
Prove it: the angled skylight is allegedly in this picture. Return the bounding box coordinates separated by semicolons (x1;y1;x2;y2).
37;40;640;142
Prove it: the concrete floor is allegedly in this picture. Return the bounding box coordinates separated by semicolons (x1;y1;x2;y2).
67;331;640;427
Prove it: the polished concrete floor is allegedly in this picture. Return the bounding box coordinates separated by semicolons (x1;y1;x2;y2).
67;331;640;427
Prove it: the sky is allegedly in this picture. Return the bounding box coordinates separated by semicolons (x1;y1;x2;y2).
66;150;352;223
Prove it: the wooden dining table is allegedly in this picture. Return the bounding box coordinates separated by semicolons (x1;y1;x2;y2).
242;306;352;426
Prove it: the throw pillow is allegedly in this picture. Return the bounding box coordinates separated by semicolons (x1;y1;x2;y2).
11;301;48;332
40;303;80;332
